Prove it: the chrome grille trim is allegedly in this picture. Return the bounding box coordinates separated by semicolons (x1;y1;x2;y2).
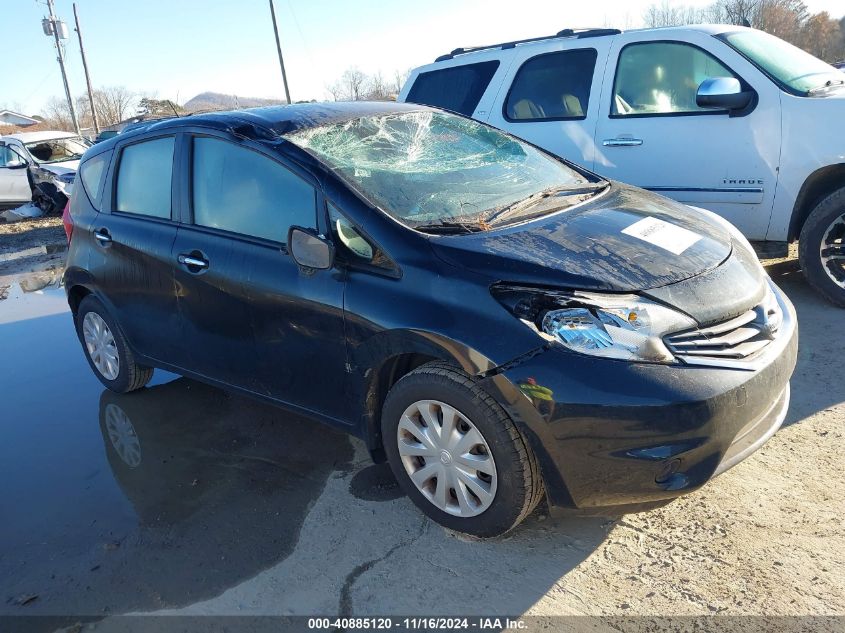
664;280;790;369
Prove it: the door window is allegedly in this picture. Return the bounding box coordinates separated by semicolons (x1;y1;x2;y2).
612;42;738;116
505;49;597;121
191;137;316;243
78;151;111;207
406;61;500;116
115;137;175;218
0;145;26;167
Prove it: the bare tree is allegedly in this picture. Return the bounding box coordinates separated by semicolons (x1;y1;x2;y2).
365;72;392;100
41;96;76;131
92;86;136;126
327;67;369;101
392;68;410;94
643;1;703;27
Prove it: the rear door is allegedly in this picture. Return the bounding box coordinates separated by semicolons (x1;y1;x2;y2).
175;131;347;419
486;40;614;171
593;31;782;239
90;133;184;366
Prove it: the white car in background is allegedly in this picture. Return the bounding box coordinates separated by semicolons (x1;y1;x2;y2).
0;131;90;213
400;25;845;306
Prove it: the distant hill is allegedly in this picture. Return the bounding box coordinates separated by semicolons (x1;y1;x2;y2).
182;92;287;113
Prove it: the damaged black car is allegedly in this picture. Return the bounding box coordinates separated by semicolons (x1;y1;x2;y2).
63;102;797;537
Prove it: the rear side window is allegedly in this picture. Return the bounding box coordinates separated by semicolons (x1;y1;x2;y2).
78;151;111;208
115;137;175;218
191;137;316;243
505;49;597;121
406;61;499;116
612;42;738;116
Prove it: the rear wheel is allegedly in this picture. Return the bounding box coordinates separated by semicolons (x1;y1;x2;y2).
799;187;845;307
75;295;153;393
382;362;543;537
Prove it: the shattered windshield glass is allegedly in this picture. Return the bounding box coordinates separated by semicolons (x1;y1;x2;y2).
285;111;593;228
24;136;90;164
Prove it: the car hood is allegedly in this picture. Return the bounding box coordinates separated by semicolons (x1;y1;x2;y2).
430;182;733;293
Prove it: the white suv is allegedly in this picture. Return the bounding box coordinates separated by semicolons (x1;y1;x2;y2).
400;25;845;306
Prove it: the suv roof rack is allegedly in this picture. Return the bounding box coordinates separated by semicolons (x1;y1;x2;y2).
434;28;621;62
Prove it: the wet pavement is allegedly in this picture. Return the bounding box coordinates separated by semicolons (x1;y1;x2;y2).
0;258;843;628
0;283;354;617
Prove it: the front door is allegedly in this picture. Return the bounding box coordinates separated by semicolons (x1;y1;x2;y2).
176;132;347;419
0;144;32;206
593;32;782;240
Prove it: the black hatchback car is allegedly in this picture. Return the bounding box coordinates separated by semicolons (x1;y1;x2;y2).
64;102;797;537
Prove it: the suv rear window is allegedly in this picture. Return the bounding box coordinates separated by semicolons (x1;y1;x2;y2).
505;49;597;121
406;61;500;116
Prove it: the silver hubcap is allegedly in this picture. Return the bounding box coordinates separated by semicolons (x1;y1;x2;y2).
397;399;497;517
820;213;845;289
105;404;141;468
82;312;120;380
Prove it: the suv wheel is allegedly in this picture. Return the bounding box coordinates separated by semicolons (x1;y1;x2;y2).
75;295;153;392
382;361;543;537
799;187;845;307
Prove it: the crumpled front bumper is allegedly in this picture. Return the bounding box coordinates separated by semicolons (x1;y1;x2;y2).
479;280;798;511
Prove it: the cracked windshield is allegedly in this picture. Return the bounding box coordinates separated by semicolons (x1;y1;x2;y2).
286;111;596;230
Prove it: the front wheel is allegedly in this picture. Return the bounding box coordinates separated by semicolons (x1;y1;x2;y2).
381;362;543;537
799;188;845;307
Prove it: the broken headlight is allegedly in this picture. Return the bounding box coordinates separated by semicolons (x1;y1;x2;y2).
493;287;696;363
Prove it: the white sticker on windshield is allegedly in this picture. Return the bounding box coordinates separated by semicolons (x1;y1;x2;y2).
621;216;702;255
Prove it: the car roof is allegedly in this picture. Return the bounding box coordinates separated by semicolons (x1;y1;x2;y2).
92;101;433;152
2;130;78;143
423;24;750;65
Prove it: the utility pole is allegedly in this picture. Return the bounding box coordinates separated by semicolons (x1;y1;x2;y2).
268;0;292;104
73;3;99;134
44;0;80;135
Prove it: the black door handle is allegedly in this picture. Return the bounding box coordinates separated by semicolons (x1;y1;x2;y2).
177;252;209;271
93;228;112;245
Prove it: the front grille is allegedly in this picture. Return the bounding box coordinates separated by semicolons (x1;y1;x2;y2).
665;289;782;362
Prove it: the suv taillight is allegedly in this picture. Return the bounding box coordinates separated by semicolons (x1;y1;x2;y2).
62;200;74;243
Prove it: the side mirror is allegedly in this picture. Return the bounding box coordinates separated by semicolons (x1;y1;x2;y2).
696;77;754;112
5;159;28;170
288;226;334;270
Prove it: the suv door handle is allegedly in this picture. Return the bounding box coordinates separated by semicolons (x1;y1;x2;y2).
602;138;643;147
177;253;209;270
93;228;112;245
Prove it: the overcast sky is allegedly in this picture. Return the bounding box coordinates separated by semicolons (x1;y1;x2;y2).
3;0;844;115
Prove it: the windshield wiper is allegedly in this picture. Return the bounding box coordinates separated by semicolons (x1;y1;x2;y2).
807;78;845;95
413;219;489;234
484;182;610;226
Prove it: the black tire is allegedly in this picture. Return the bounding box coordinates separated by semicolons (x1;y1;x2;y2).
798;187;845;308
75;295;153;393
382;361;543;537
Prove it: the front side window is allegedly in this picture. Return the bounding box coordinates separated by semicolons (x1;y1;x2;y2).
612;42;738;116
115;137;175;219
720;30;844;95
24;136;90;164
286;111;594;228
505;49;597;121
406;61;500;116
0;145;26;168
192;137;316;242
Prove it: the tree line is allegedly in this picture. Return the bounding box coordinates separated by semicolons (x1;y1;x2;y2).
643;0;845;62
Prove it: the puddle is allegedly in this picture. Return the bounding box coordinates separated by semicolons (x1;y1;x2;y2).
0;289;355;616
